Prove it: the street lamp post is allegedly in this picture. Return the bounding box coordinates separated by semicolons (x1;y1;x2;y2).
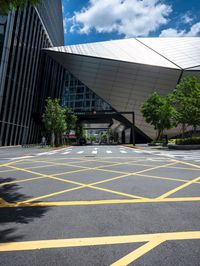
132;112;135;146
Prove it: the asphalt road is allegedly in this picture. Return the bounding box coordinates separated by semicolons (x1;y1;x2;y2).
0;145;200;265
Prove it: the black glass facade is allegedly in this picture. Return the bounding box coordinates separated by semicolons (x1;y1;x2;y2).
0;16;7;60
0;1;64;146
62;72;112;112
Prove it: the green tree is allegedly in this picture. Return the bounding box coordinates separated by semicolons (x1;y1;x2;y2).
0;0;40;14
64;107;77;144
42;98;66;147
101;132;108;144
90;135;96;143
64;107;77;134
169;76;200;137
141;92;176;140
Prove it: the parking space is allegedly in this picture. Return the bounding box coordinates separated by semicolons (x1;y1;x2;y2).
0;145;200;265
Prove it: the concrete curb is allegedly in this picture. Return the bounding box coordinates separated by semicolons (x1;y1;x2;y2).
168;144;200;150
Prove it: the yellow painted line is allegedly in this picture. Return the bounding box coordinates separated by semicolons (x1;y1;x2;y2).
89;159;200;173
6;165;145;202
156;158;200;199
175;160;200;169
23;186;85;203
30;158;148;172
170;165;200;171
92;158;200;172
23;181;144;203
90;162;178;187
2;197;200;208
0;231;199;252
86;185;143;199
13;157;88;164
5;161;178;203
4;160;178;206
0;159;25;168
137;173;200;185
111;239;164;266
157;174;200;199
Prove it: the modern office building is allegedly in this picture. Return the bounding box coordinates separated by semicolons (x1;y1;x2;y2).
45;37;200;140
1;1;200;145
0;0;64;146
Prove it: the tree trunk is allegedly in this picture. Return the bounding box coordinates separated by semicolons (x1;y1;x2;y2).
55;133;60;147
193;125;197;136
156;129;162;141
51;131;55;147
182;124;186;138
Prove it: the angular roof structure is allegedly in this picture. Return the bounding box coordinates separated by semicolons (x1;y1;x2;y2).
45;37;200;139
47;37;200;69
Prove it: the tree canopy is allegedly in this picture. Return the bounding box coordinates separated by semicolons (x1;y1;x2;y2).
169;75;200;136
42;98;66;146
0;0;40;14
141;92;176;140
64;107;77;134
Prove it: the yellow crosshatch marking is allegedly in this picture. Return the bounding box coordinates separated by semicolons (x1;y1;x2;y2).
0;231;199;265
0;156;200;207
1;150;200;266
0;160;180;203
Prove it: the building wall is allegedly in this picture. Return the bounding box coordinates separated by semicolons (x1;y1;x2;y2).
46;51;181;139
0;1;64;146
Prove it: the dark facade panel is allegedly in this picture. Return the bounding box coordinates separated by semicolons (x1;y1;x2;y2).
0;1;64;146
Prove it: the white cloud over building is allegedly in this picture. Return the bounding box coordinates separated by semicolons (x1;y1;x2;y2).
69;0;172;37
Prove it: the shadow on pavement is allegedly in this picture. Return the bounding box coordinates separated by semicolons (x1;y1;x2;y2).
0;178;50;242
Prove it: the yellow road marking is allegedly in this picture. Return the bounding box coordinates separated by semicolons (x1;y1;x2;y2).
5;161;178;203
2;159;196;191
90;162;178;187
136;173;200;185
0;159;25;168
13;157;88;164
6;165;145;202
23;186;86;203
175;160;200;169
2;197;200;208
111;239;164;266
28;158;148;172
157;159;200;199
0;231;199;252
157;174;200;199
0;157;198;173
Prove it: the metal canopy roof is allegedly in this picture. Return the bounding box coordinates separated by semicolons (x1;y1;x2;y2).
138;37;200;69
46;37;200;70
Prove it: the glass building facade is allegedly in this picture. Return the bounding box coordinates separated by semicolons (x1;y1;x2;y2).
0;1;64;146
62;71;112;112
0;16;7;60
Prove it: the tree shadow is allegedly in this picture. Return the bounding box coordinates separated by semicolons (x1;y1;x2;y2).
0;178;50;242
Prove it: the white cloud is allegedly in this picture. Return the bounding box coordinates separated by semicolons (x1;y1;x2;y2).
63;17;68;34
69;0;172;37
182;13;193;24
160;21;200;37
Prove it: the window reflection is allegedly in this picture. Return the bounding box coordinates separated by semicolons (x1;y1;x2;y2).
62;72;112;112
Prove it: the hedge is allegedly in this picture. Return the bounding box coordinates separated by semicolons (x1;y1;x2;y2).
176;137;200;145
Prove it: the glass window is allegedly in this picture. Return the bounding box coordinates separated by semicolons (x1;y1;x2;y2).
75;101;82;108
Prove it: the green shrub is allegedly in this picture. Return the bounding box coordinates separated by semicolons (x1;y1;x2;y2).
176;137;200;145
168;139;176;144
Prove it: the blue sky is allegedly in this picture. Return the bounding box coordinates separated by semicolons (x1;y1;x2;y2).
62;0;200;45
